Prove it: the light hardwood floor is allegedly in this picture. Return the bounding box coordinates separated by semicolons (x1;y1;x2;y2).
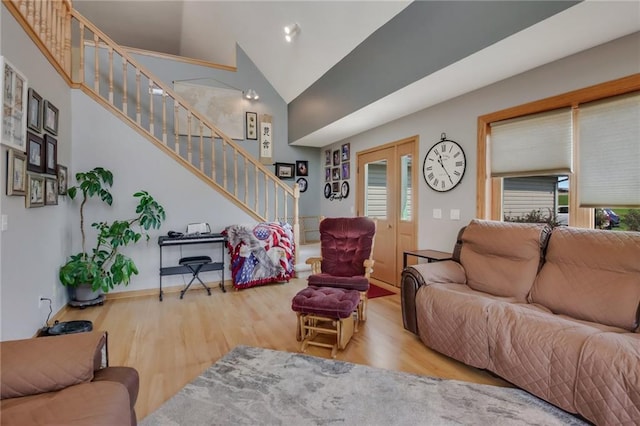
57;278;510;421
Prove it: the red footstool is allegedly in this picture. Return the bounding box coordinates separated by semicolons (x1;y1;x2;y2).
291;286;361;358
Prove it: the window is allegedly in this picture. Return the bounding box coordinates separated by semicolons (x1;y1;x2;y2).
477;74;640;229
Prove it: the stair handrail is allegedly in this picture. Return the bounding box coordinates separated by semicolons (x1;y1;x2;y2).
4;0;300;249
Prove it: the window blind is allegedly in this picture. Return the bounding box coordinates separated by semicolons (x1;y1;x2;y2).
578;92;640;207
490;108;573;177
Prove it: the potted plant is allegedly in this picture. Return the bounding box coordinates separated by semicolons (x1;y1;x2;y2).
59;167;165;301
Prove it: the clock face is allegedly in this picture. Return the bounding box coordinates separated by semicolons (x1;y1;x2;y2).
423;139;466;192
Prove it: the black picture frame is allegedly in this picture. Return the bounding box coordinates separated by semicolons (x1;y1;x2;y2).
296;177;308;193
323;183;332;199
332;167;340;181
333;149;340;166
27;88;42;132
296;160;308;176
26;131;45;173
341;143;350;161
246;111;258;140
274;162;295;179
342;162;350;180
57;164;68;195
44;134;57;175
340;181;350;198
325;167;331;182
332;182;340;194
43;100;58;135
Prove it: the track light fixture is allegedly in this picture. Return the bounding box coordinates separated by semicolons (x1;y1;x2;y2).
284;23;300;42
244;89;259;101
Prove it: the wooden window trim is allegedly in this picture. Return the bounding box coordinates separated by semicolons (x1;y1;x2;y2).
477;73;640;227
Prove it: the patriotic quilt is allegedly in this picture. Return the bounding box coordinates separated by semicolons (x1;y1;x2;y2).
223;222;295;289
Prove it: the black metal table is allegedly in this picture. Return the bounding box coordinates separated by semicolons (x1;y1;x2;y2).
157;233;227;301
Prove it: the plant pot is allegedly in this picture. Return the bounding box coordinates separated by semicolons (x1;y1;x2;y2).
74;283;103;302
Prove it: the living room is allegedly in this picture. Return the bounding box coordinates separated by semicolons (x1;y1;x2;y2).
1;1;639;424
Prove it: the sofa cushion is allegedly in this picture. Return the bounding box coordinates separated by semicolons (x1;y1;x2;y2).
1;331;105;399
575;332;640;426
487;303;606;413
529;227;640;331
0;381;132;426
459;220;551;301
416;283;519;369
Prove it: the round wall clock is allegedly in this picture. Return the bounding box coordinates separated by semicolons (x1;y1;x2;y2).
423;133;466;192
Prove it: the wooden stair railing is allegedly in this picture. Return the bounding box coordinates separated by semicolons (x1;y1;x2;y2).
5;0;300;253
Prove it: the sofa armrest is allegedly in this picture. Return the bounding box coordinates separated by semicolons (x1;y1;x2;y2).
401;261;466;334
1;331;106;399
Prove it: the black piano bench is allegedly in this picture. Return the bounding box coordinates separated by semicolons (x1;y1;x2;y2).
179;256;212;299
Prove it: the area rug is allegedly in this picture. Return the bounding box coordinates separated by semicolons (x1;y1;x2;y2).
367;282;395;299
141;346;586;425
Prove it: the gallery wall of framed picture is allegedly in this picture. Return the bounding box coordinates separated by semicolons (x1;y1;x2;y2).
323;142;350;200
2;57;66;208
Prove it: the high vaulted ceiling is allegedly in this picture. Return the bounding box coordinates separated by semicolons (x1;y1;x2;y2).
74;1;640;147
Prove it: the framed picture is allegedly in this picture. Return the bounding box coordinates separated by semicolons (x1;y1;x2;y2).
57;164;68;195
43;99;58;135
45;178;58;205
1;56;28;151
332;167;340;181
342;161;350;180
26;173;45;208
246;111;257;140
44;134;57;174
325;149;331;165
27;88;42;132
296;177;308;193
6;148;27;196
332;182;340;194
296;160;308;176
333;149;340;166
259;115;273;165
26;131;45;173
341;143;350;161
274;162;295;179
324;182;332;199
325;167;331;182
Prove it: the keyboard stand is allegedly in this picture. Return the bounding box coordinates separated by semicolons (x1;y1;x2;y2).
157;234;227;301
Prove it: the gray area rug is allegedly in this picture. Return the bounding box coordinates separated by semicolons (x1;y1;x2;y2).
141;345;586;425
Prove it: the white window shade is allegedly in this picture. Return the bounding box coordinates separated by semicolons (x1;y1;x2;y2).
578;92;640;207
490;108;573;177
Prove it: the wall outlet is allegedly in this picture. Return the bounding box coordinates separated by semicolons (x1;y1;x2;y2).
450;209;461;220
433;208;442;219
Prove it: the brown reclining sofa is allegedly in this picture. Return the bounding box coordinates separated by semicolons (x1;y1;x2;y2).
1;330;139;425
402;219;640;425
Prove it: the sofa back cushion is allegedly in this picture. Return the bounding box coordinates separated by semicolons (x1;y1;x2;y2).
1;331;105;399
459;219;551;301
530;227;640;331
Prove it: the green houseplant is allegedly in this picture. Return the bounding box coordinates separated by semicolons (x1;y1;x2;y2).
59;167;166;297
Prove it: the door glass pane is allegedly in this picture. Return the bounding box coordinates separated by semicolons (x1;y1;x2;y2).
365;160;387;219
400;154;412;221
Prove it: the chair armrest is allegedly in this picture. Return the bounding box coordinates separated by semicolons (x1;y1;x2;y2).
1;331;106;399
305;256;322;275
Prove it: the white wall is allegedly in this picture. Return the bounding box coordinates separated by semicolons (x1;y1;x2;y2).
1;4;73;340
321;32;640;251
71;91;256;293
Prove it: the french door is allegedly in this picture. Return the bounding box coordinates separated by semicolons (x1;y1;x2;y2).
357;136;418;286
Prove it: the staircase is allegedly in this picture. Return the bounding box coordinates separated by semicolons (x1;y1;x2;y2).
5;0;300;250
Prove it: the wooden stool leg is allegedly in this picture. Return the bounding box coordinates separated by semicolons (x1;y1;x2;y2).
296;312;302;342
